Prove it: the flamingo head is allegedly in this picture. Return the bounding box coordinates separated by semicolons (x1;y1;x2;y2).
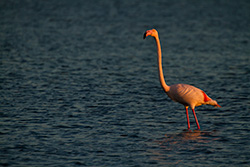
143;29;158;39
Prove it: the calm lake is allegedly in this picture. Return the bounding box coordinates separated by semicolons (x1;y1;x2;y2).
1;0;250;166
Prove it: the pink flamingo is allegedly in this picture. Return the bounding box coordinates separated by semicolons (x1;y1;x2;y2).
143;29;221;130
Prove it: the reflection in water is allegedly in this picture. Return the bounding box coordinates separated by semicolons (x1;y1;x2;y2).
147;130;220;166
162;130;213;143
158;130;219;147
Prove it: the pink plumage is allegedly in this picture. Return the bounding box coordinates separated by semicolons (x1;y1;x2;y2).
144;29;221;130
167;84;220;109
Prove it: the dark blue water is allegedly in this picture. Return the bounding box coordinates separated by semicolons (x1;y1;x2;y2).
1;0;250;166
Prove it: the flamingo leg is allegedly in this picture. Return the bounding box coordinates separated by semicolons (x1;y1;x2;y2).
192;109;200;130
185;107;190;129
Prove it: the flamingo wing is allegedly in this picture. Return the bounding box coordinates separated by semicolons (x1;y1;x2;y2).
167;84;204;108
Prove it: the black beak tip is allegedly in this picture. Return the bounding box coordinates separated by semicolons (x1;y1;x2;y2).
143;32;147;39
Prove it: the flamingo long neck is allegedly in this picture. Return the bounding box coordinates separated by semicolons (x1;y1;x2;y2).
155;35;170;92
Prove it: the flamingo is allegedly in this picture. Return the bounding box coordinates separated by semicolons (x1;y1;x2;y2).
143;29;221;130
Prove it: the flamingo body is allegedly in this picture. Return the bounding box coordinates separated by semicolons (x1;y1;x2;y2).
167;83;219;109
144;29;221;130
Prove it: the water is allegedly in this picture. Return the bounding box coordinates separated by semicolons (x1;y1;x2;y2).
0;0;250;166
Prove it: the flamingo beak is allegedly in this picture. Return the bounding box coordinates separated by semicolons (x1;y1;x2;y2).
216;104;221;108
143;30;151;39
143;32;148;39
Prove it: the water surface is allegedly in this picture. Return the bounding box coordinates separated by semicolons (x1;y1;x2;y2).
1;0;250;166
